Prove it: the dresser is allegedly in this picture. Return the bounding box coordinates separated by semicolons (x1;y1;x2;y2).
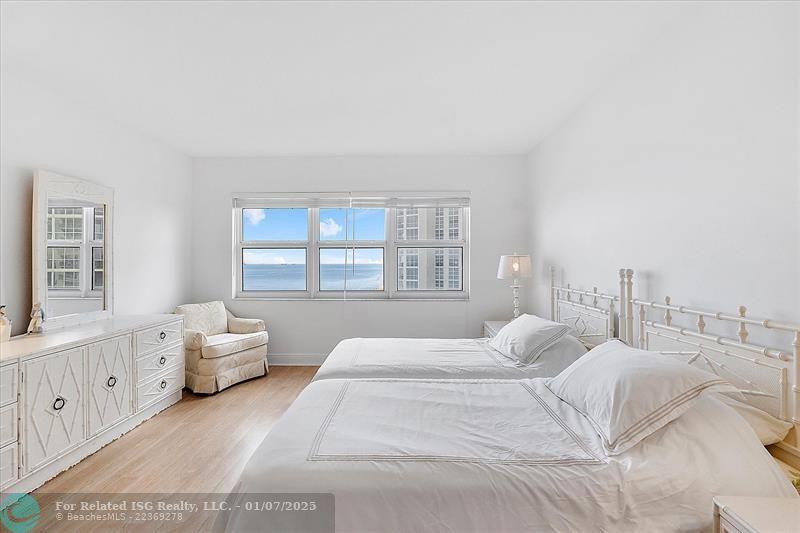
0;314;184;493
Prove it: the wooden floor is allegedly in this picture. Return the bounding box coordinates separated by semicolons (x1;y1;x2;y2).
35;366;317;495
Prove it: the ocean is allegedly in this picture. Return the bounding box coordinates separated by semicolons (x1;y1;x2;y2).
243;264;384;291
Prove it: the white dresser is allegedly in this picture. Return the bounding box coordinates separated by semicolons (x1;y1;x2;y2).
0;314;184;493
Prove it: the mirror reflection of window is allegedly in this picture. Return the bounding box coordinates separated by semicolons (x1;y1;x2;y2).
46;204;104;297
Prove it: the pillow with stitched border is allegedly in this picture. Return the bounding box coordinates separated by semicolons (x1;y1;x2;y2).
546;339;735;455
488;314;575;365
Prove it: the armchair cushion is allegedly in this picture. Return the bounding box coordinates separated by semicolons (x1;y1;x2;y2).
201;331;269;359
227;311;266;334
175;301;228;336
184;329;208;351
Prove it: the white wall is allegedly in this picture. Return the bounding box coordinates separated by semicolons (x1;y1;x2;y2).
526;2;799;340
0;68;194;335
192;156;528;362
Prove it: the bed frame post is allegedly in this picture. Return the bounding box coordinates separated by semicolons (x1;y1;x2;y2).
618;269;626;342
625;269;634;345
793;331;800;424
638;305;646;349
549;266;556;321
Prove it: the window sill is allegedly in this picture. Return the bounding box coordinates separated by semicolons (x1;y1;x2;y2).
232;296;471;302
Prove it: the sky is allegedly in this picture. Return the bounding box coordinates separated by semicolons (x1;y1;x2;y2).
243;208;386;265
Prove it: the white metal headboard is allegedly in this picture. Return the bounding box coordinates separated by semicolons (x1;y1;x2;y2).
633;294;800;425
549;268;632;348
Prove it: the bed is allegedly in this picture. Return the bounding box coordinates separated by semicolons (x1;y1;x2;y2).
220;280;799;532
220;376;795;532
311;268;631;382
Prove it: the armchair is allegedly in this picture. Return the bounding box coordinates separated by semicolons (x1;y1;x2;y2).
175;301;269;394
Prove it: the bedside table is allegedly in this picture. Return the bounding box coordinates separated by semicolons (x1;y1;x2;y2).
713;496;800;533
483;320;510;338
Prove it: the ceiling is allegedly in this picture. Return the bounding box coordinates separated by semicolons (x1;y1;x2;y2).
0;1;686;157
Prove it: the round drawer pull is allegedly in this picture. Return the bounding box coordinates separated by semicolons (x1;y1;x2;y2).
158;331;167;342
159;356;167;366
160;380;168;390
107;375;117;388
52;396;66;411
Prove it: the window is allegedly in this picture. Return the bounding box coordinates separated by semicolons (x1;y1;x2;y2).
240;208;309;291
46;206;105;296
234;194;469;299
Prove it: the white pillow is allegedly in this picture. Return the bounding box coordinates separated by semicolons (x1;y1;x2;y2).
717;393;793;445
547;340;734;455
488;314;574;365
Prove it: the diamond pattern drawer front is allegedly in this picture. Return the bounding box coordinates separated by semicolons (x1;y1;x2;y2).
136;365;184;411
0;403;17;448
0;442;19;489
0;363;18;407
136;346;183;385
87;335;132;437
22;348;85;474
135;321;183;357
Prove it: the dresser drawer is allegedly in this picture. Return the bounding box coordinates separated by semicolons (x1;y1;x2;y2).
87;335;132;437
0;442;19;489
135;321;183;357
137;346;183;384
0;363;18;407
137;365;184;410
0;403;17;448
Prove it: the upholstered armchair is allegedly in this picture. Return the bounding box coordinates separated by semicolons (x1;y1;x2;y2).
175;301;269;394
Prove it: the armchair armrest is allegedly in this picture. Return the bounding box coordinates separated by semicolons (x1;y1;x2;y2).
227;311;266;334
184;329;208;351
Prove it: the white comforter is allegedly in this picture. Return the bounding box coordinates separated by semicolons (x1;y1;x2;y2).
222;378;796;533
312;337;584;381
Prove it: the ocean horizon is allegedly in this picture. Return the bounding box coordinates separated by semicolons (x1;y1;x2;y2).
243;263;383;291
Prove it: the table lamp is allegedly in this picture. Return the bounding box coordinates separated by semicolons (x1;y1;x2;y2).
497;254;532;319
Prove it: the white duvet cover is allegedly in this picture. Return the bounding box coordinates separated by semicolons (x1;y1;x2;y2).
312;337;584;381
222;378;795;533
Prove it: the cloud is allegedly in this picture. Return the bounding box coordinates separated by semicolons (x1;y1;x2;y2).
319;217;343;237
244;209;266;225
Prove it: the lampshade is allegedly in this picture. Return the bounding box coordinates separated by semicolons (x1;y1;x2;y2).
497;255;532;280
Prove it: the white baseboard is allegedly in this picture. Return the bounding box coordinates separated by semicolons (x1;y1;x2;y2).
269;353;327;366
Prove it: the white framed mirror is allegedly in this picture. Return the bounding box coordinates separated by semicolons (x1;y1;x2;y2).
32;170;114;331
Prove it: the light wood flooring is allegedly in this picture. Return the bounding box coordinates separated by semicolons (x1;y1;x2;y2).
35;366;317;495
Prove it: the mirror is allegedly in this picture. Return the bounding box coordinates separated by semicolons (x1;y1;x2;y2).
33;170;113;330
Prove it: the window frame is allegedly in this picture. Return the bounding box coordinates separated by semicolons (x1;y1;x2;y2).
46;205;104;299
233;194;470;301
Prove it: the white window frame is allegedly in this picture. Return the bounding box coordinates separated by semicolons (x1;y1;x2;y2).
233;192;470;301
46;205;104;299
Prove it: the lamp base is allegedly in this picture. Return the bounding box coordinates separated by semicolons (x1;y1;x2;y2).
511;282;520;319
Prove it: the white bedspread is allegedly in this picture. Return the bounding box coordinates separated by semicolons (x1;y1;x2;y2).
312;337;581;381
222;378;795;533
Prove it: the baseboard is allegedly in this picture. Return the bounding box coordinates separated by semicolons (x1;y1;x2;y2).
269;353;327;366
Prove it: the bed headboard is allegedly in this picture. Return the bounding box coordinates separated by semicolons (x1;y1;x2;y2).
549;268;632;348
632;293;800;427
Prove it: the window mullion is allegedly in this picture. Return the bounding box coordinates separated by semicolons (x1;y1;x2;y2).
310;207;319;296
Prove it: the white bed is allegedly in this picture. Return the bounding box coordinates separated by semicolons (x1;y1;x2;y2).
311;335;587;381
221;377;795;533
312;269;628;382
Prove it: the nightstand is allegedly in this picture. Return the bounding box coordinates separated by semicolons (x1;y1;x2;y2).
483;320;510;338
713;496;800;533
